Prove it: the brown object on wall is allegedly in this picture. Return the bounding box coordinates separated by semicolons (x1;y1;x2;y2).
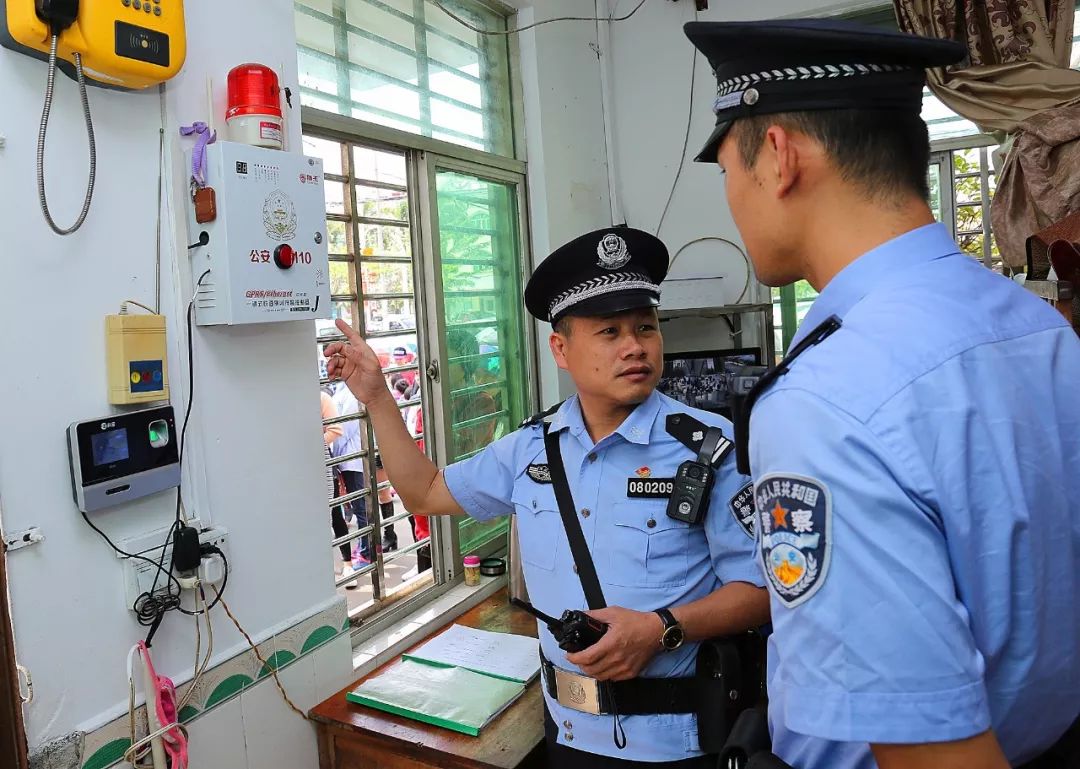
1027;210;1080;331
0;549;29;769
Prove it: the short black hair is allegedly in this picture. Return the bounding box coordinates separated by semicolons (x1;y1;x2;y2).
733;109;931;202
552;316;573;336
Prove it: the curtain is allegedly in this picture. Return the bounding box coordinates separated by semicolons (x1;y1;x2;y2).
894;0;1080;270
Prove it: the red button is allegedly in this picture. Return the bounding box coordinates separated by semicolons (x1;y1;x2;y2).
274;244;295;269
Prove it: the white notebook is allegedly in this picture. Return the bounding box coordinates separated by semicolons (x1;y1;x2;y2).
403;624;540;684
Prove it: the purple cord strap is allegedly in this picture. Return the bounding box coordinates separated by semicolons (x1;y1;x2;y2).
179;122;217;187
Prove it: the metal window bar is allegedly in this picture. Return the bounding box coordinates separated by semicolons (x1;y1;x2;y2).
977;146;994;270
452;409;506;431
353;178;408;194
325;134;439;615
356;214;410;228
358;254;413;264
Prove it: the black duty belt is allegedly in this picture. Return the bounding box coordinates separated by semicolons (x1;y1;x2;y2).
540;651;700;716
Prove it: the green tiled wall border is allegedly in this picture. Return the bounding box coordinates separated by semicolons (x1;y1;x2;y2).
79;596;347;769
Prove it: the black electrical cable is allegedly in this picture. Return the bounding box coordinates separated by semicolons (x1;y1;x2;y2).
79;509;183;624
655;5;699;237
176;272;209;525
85;270;217;637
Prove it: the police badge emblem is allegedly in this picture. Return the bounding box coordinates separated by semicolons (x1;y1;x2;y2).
263;189;298;241
596;233;630;270
755;474;831;607
526;464;552;484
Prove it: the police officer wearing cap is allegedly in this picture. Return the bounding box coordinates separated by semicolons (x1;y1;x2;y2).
326;227;769;767
684;18;1080;769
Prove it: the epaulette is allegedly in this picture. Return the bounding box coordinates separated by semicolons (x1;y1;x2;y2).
518;401;565;429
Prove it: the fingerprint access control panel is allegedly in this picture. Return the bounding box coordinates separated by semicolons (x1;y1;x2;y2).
67;406;180;513
185;141;331;326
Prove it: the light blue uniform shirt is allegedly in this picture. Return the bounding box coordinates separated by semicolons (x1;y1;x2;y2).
445;390;764;761
750;223;1080;768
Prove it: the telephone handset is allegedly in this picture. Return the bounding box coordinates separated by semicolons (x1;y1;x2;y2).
3;0;187;89
1;0;186;234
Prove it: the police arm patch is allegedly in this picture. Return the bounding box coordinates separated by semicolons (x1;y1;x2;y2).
755;474;832;608
728;481;756;539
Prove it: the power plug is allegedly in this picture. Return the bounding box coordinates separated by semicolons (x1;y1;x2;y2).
198;551;226;587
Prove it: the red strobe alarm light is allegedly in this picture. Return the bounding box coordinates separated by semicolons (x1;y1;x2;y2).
226;63;283;150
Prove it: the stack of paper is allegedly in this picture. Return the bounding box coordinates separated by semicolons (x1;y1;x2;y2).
403;625;540;683
346;626;539;737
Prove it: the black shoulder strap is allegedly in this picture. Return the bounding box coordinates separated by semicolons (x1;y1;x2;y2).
698;426;728;466
542;424;606;610
734;315;841;475
519;400;566;429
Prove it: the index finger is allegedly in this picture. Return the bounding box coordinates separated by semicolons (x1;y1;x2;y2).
335;318;362;342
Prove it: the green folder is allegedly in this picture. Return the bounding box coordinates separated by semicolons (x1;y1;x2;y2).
345;659;526;737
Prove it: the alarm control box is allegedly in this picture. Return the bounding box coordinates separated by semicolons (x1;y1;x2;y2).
185;141;331;326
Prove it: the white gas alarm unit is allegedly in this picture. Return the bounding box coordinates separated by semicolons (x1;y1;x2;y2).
185;141;331;326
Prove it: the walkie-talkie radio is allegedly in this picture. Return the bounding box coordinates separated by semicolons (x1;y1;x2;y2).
511;598;608;653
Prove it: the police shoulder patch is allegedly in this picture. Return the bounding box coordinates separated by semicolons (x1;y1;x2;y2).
526;464;552;484
728;481;756;539
755;474;831;608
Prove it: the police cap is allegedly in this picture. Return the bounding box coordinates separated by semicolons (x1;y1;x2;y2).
524;227;668;324
684;18;966;163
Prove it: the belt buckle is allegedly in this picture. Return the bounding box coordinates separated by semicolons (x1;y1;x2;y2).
552;668;601;715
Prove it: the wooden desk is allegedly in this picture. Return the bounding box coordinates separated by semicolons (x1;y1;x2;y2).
310;590;546;769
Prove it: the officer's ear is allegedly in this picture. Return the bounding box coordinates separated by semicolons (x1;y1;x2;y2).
761;124;804;200
549;328;571;372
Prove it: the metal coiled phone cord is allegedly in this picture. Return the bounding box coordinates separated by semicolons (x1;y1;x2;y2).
37;34;96;236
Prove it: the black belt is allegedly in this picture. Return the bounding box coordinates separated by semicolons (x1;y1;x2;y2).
540;651;700;716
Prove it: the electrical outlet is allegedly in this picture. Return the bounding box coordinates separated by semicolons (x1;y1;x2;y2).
122;526;228;610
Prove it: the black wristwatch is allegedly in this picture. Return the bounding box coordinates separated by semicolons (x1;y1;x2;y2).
655;608;685;651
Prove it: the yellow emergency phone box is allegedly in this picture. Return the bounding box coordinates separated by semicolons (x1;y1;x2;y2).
1;0;186;89
106;314;170;405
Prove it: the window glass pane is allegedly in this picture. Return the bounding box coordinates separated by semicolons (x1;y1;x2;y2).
358;223;411;257
927;163;942;222
327;220;349;255
353;146;408;185
324;181;347;215
435;169;528;554
357;185;409;221
329;261;354;297
302;135;344;176
1073;10;1080;69
295;0;515;156
364;297;417;333
361;261;414;295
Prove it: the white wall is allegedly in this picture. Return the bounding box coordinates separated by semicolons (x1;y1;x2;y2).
517;0;614;405
519;0;869;397
603;0;878;356
0;0;340;757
